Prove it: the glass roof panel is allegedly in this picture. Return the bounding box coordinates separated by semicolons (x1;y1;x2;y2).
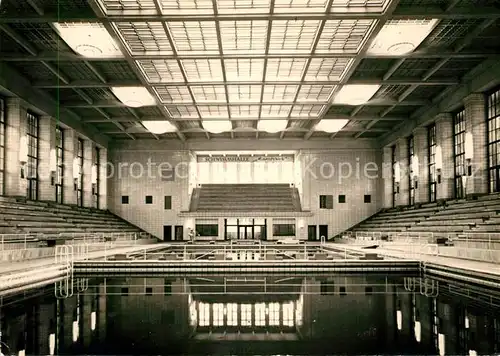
137;60;184;83
161;0;214;14
305;58;353;81
181;59;224;82
265;58;308;81
269;20;321;53
154;86;193;103
168;21;219;55
166;105;199;118
114;22;173;55
227;85;262;103
316;20;375;53
217;0;271;13
262;85;299;102
191;85;227;102
220;21;268;54
260;104;293;117
274;0;329;13
198;105;229;118
297;85;336;102
290;104;325;117
225;59;265;81
230;105;261;118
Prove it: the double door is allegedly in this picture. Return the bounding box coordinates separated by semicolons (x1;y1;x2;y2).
238;225;265;240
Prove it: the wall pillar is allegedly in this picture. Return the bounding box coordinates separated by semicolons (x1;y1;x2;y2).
63;129;76;205
98;147;108;210
38;116;56;201
382;146;393;209
396;137;409;206
464;93;488;196
435;113;454;200
83;140;93;207
413;127;429;204
4;98;27;197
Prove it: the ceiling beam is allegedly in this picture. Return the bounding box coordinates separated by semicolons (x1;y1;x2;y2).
1;50;494;62
82;114;408;123
32;78;459;89
1;6;498;22
61;99;428;108
86;0;186;142
305;0;402;140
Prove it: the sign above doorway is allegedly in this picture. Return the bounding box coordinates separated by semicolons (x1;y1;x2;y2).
197;154;294;163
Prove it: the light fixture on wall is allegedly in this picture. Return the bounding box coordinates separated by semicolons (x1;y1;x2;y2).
412;155;419;189
435;145;443;184
464;132;474;176
50;148;57;186
73;157;80;191
19;135;28;179
394;161;401;193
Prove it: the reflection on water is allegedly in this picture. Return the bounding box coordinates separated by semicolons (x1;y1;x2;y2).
0;273;499;355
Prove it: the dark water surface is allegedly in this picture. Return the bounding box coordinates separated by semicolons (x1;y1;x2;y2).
0;273;499;355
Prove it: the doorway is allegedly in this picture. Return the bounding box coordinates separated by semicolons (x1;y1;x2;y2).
238;226;253;240
174;225;183;241
163;225;172;241
319;225;328;240
308;225;317;241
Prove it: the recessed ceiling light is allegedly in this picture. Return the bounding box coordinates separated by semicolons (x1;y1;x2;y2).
258;120;288;133
333;85;380;105
203;121;232;134
53;22;122;57
111;87;156;107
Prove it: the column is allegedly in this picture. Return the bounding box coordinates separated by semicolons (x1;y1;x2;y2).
63;129;76;205
39;116;56;201
98;147;108;210
435;113;454;200
413;127;429;204
83;140;93;207
4;98;27;197
382;146;393;208
396;137;409;206
464;93;488;196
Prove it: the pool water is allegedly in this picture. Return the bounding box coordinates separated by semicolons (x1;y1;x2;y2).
0;273;499;355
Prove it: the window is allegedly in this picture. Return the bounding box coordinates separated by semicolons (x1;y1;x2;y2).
121;195;129;204
338;194;346;203
319;194;333;209
268;303;279;326
364;195;371;203
164;195;172;210
212;303;224;327
0;98;5;195
55;127;64;204
408;135;415;205
145;195;153;204
77;139;84;207
241;304;252;326
27;112;39;200
428;124;437;202
453;109;466;198
391;145;397;207
226;303;238;326
198;302;210;327
487;88;500;192
273;223;295;236
93;146;100;209
196;224;218;236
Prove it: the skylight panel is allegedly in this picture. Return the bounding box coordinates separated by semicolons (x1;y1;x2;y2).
297;85;336;102
227;85;262;103
316;20;375;53
191;85;227;103
160;0;213;14
269;20;321;53
265;58;308;81
97;0;156;15
368;19;439;55
181;59;224;82
230;105;261;118
111;87;156;107
258;119;288;132
262;85;299;102
142;121;178;134
198;105;229;118
137;60;184;83
333;84;380;105
168;21;219;55
220;21;268;54
54;22;122;57
290;104;325;117
315;119;349;132
306;58;352;81
114;22;173;55
260;105;292;117
166;105;199;118
217;0;270;13
202;120;233;133
153;86;192;103
225;59;265;81
274;0;328;13
329;0;389;12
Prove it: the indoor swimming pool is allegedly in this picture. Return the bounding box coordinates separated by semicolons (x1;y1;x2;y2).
0;273;499;355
